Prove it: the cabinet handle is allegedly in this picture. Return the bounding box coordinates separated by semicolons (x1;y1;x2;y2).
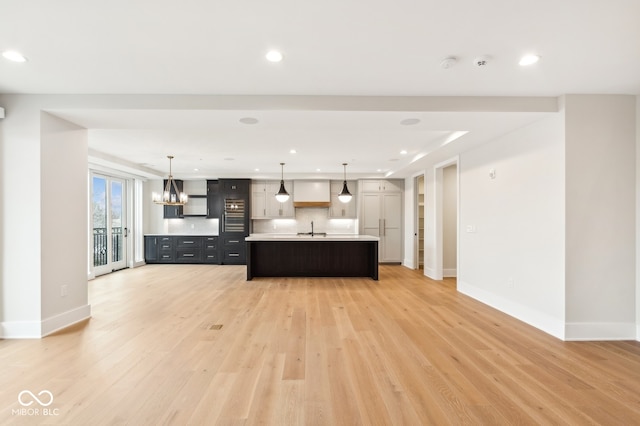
162;255;171;258
228;240;240;243
183;253;195;257
183;241;194;244
228;253;240;257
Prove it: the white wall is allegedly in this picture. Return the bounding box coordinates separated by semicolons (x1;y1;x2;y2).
0;96;43;337
0;96;92;337
458;113;566;339
637;95;640;340
40;113;91;333
564;95;636;340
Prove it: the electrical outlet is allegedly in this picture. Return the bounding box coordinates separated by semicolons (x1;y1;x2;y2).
61;285;69;297
507;277;514;288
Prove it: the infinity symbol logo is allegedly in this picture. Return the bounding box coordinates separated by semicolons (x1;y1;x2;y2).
18;390;54;407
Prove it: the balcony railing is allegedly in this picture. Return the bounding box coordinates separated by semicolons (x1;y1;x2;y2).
93;227;123;266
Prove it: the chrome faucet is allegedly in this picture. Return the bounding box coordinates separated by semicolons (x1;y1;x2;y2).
311;221;314;236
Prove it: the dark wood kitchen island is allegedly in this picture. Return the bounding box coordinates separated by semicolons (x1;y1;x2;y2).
246;234;379;280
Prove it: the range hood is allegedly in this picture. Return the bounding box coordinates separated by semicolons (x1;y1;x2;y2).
293;180;331;208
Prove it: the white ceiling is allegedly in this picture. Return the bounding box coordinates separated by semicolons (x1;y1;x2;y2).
2;0;639;179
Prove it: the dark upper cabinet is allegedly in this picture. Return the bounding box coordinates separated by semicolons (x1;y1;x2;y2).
206;180;220;218
163;179;184;219
221;179;250;195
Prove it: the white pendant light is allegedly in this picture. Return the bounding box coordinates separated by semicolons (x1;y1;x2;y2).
152;155;188;206
338;163;353;203
275;162;290;203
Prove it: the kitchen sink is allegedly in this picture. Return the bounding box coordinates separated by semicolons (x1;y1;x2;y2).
296;232;327;237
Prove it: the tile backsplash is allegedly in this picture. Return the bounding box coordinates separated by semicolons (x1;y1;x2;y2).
251;208;357;234
166;217;219;235
159;209;357;235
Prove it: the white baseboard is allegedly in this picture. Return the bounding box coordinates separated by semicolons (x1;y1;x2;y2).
42;304;91;337
423;266;440;280
458;280;565;340
443;268;457;277
403;257;415;269
0;321;42;339
1;304;91;339
564;322;636;341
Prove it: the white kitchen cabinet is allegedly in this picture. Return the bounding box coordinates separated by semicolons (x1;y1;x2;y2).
361;179;403;193
359;179;403;263
251;180;294;218
329;180;357;218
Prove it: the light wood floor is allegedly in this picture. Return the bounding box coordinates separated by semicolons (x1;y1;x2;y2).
2;265;640;425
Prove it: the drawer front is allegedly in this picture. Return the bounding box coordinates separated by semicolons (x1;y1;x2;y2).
204;236;218;251
203;251;219;263
222;236;245;247
158;251;175;262
222;246;246;264
177;236;202;248
176;248;202;262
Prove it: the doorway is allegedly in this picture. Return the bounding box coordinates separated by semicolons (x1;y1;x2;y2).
415;175;425;269
432;157;459;280
442;165;457;277
91;173;128;276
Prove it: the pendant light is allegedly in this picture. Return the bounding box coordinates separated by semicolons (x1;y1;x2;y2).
338;163;353;203
275;162;290;203
152;155;188;206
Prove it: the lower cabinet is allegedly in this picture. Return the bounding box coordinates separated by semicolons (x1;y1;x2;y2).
221;236;246;264
203;236;219;263
145;235;219;264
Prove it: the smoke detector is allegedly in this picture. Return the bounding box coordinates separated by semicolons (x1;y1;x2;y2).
440;56;457;69
474;55;490;67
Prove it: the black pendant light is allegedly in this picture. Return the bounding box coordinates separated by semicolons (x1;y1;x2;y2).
338;163;352;203
275;162;290;203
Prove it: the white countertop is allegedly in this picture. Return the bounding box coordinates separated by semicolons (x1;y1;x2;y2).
246;233;379;242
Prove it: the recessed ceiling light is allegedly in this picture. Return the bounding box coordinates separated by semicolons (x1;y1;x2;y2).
266;50;283;62
2;50;27;62
400;118;421;126
193;168;199;172
255;168;260;172
400;150;408;155
519;54;540;66
289;149;297;154
239;117;259;125
316;168;321;172
224;157;235;161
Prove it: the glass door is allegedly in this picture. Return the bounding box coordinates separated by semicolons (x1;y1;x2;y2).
92;173;127;276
